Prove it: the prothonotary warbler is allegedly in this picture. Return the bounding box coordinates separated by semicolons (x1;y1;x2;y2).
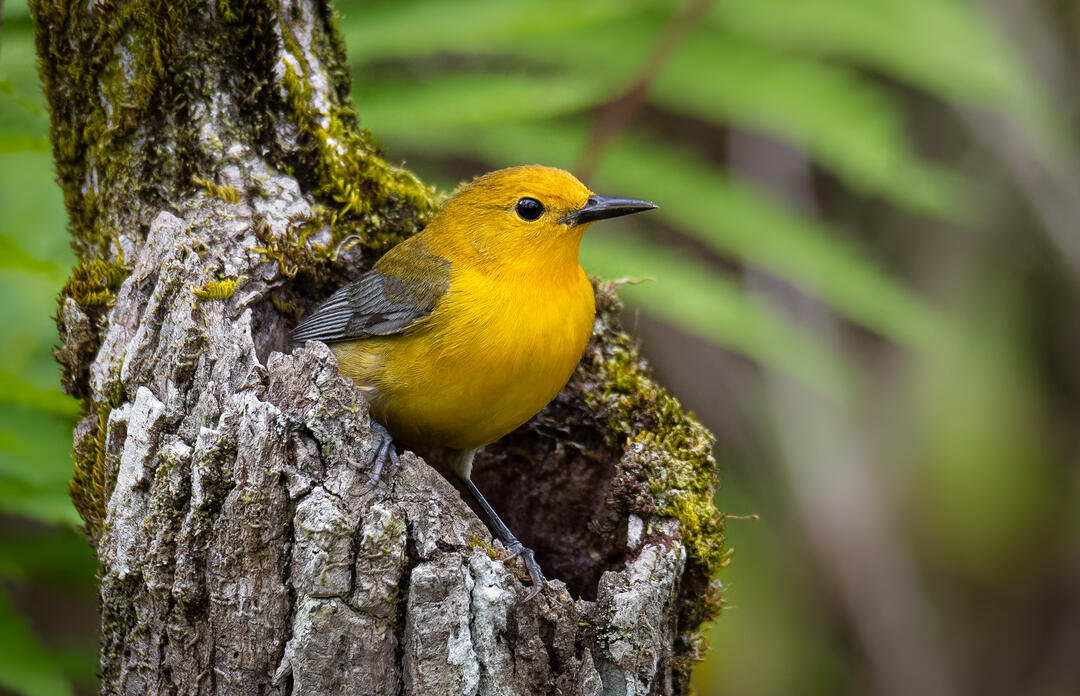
292;165;656;597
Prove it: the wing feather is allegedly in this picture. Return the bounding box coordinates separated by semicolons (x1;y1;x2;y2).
292;237;451;344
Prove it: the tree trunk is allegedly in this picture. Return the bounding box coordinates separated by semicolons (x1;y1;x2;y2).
33;1;726;693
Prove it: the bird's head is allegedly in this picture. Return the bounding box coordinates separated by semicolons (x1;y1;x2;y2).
427;165;656;269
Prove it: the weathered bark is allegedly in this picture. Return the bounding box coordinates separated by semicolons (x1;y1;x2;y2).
33;1;725;694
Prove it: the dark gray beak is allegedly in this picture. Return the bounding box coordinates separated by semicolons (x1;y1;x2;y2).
560;195;658;226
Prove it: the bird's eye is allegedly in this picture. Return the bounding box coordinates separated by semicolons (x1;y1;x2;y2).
515;197;545;221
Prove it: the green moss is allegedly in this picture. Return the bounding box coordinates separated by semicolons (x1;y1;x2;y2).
582;281;727;632
270;295;303;319
68;406;110;541
69;378;127;542
192;175;240;204
588;341;725;567
32;0;203;261
62;255;131;309
100;572;149;685
53;255;131;402
216;0;239;23
191;277;241;301
252;21;437;286
251;212;336;281
468;535;499;561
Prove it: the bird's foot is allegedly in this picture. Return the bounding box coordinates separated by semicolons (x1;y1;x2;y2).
362;421;399;483
460;476;545;601
505;540;545;601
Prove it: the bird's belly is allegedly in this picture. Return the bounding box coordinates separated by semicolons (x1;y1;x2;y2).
333;276;594;451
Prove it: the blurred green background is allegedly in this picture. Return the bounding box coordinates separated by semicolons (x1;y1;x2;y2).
3;0;1080;694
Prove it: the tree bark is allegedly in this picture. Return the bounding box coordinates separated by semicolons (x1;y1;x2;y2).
33;1;726;694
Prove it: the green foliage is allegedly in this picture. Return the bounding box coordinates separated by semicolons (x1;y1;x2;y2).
707;0;1031;104
0;82;50;153
0;592;73;696
582;236;852;399
0;5;98;691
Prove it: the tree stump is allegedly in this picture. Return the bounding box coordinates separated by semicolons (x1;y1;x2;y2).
33;1;726;693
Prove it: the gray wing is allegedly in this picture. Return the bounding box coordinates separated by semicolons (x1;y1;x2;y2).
292;241;451;344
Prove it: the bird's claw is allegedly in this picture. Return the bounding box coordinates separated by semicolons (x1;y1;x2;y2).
506;541;544;601
362;421;399;483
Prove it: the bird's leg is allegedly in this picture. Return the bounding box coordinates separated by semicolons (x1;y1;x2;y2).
445;448;545;598
362;420;399;483
462;476;545;600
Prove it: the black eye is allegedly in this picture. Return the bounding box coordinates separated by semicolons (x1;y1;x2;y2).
515;197;544;221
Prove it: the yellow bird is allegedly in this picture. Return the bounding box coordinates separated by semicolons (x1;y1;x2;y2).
293;165;656;596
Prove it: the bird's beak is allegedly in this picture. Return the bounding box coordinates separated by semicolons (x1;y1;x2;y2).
560;195;658;226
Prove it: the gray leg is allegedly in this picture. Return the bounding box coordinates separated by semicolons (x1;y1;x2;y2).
363;420;399;483
462;476;545;600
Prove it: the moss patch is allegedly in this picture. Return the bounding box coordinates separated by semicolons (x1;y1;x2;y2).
61;255;131;309
192;175;240;204
69;378;127;542
270;294;303;319
258;20;437;287
589;346;726;581
31;0;203;261
191;276;241;301
581;281;727;638
468;535;500;561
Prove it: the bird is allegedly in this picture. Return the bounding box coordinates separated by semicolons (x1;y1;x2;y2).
292;165;657;598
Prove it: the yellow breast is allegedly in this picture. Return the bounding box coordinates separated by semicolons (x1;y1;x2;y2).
333;261;595;451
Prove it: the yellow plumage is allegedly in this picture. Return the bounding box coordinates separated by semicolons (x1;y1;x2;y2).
335;250;594;453
334;166;596;455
